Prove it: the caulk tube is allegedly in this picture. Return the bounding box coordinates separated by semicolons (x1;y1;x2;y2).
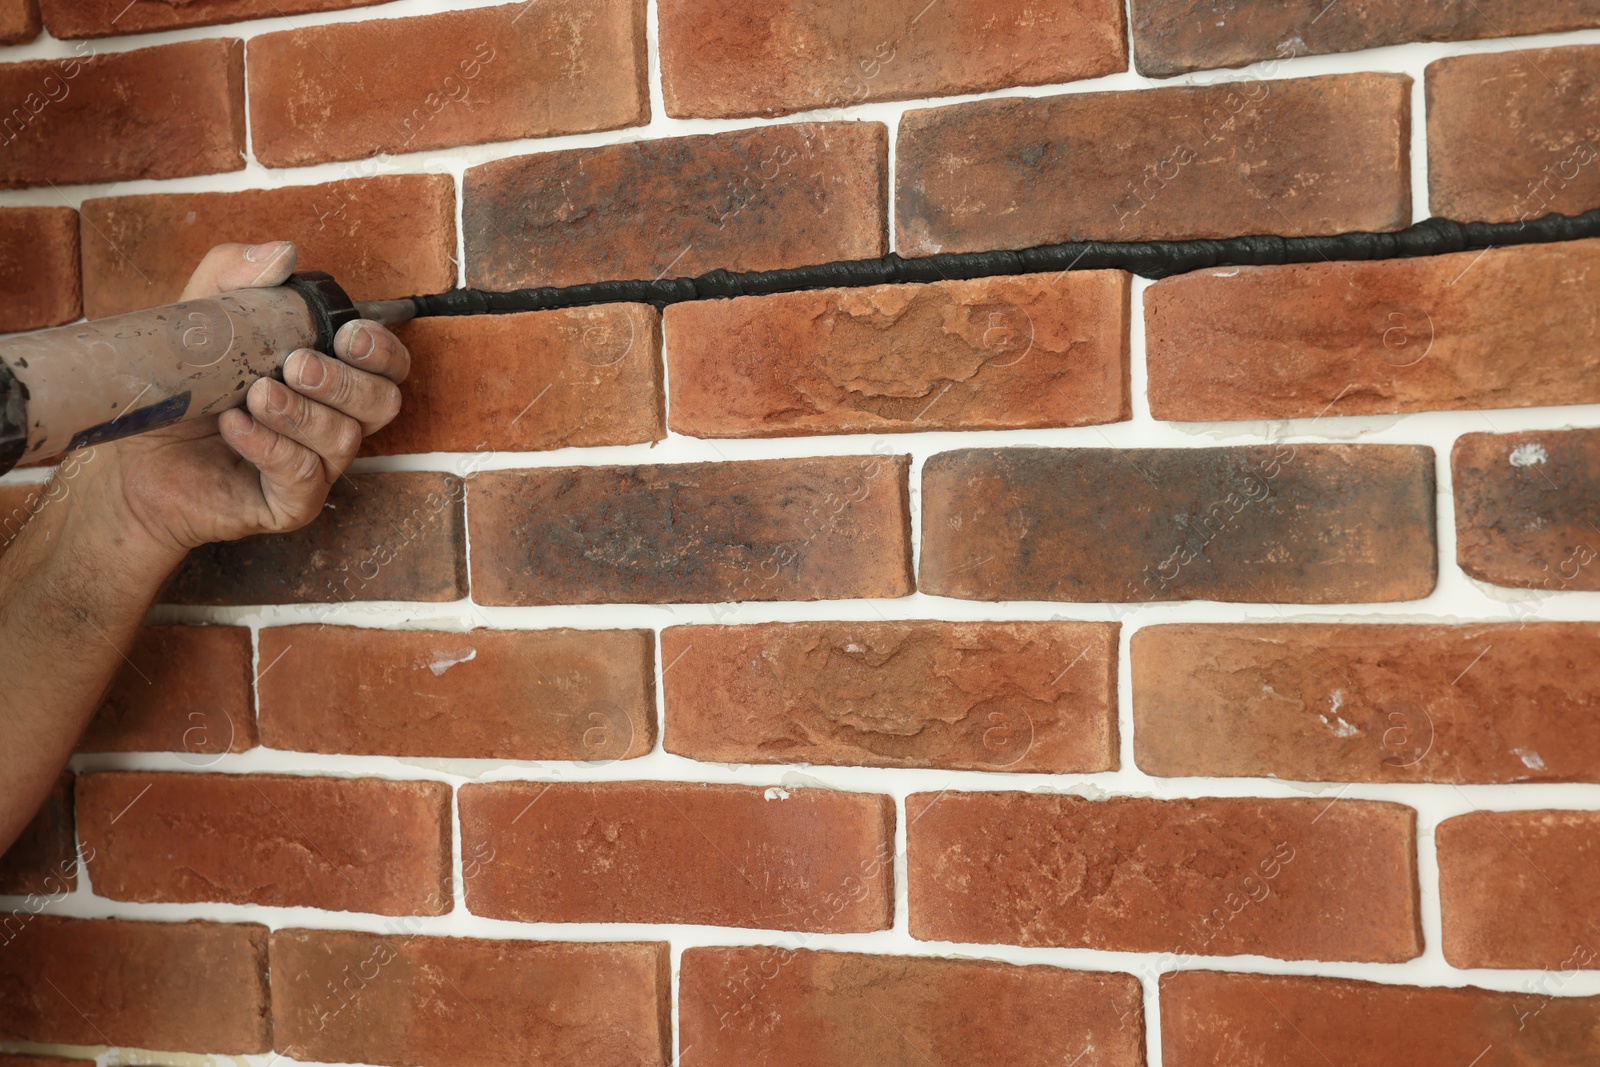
0;271;360;476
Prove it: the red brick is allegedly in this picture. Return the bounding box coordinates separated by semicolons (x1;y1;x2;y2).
80;624;255;756
364;305;664;457
1162;970;1600;1067
920;445;1436;603
908;791;1420;961
0;772;74;896
258;625;655;761
0;207;78;333
1137;622;1600;783
162;471;467;606
79;174;457;319
460;781;894;931
1453;428;1600;591
662;621;1118;773
0;0;40;44
0;1058;93;1067
76;772;452;916
1131;1;1600;77
1147;239;1600;421
681;947;1145;1065
1428;46;1600;223
0;39;244;191
0;916;270;1053
464;121;887;290
664;272;1130;438
248;0;647;169
271;929;669;1067
41;0;387;39
468;455;912;606
659;0;1127;119
1438;810;1600;970
897;73;1410;254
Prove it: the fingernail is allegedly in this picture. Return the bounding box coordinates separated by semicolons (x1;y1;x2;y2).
243;241;289;263
228;411;254;436
295;350;326;388
266;381;289;415
348;324;376;361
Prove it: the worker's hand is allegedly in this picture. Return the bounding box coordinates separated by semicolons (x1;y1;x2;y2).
87;241;409;562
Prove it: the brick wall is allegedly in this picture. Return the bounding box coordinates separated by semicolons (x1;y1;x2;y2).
2;2;1600;1065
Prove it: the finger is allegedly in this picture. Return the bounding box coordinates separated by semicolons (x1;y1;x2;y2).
333;319;411;384
245;376;362;484
284;348;402;436
180;241;298;300
218;407;329;532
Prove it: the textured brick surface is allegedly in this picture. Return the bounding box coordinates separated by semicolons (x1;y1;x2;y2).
920;445;1436;603
1428;46;1600;223
1453;428;1600;591
79;174;457;319
1131;0;1600;76
258;626;655;761
249;0;648;168
0;916;270;1053
896;73;1410;254
0;772;74;896
1135;623;1600;783
272;929;669;1067
0;0;39;44
662;621;1118;773
665;272;1130;437
681;947;1146;1066
80;624;255;755
1163;970;1600;1067
464;122;887;290
77;772;452;916
908;792;1420;961
468;456;913;605
1438;810;1600;970
0;39;244;190
40;0;385;37
163;471;467;605
0;1058;94;1067
1146;239;1600;420
0;207;79;333
460;781;895;931
365;305;664;456
658;0;1127;119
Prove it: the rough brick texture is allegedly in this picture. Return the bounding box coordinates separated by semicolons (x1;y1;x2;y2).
658;0;1128;119
1131;0;1600;77
163;471;467;605
0;1058;92;1067
468;456;912;605
40;0;385;38
257;625;655;761
1135;622;1600;783
365;305;664;456
662;621;1118;773
0;0;39;44
664;272;1130;437
0;916;270;1053
77;772;452;916
1162;970;1600;1067
248;0;648;168
681;947;1146;1066
0;772;75;896
1146;239;1600;420
0;39;244;190
460;781;895;931
0;207;79;333
80;624;255;755
1453;428;1600;591
79;174;457;319
272;929;669;1067
920;445;1436;603
1428;46;1600;223
896;73;1410;254
908;791;1420;961
1437;810;1600;970
464;122;887;290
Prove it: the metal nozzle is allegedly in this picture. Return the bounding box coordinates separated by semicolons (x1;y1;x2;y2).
353;298;419;328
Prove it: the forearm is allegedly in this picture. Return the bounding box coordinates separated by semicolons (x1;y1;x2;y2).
0;451;188;850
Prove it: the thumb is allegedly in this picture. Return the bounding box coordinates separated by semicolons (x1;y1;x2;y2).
180;241;299;300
